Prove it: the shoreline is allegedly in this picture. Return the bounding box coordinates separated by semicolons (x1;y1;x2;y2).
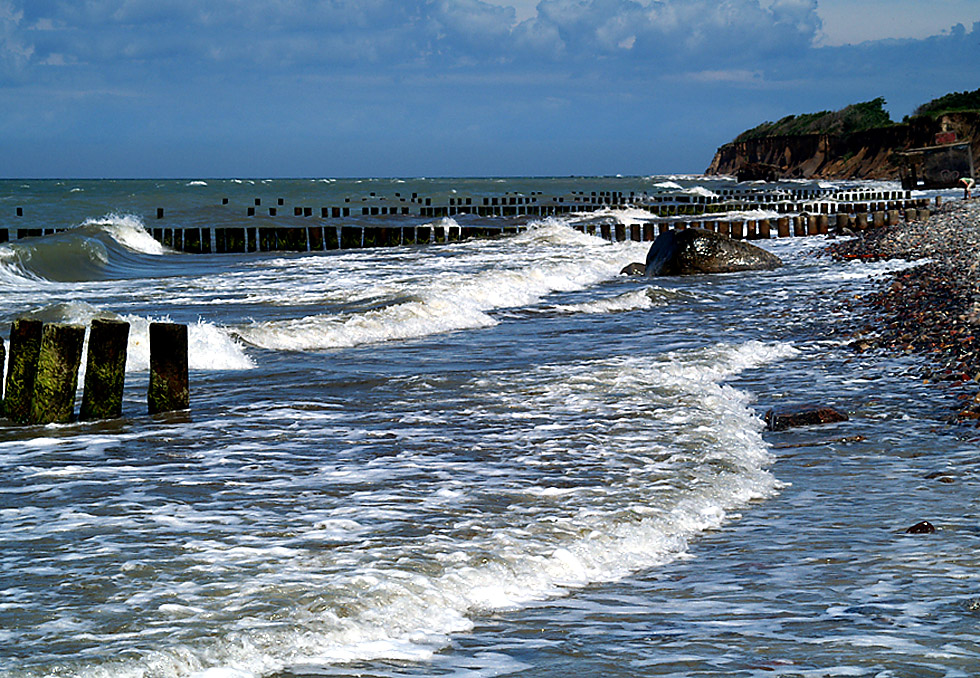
827;197;980;421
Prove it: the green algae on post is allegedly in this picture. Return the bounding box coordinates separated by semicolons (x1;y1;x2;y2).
80;318;130;421
29;323;86;425
148;322;189;414
4;319;44;424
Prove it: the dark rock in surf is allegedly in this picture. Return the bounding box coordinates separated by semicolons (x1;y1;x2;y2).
620;262;646;276
765;406;849;431
644;228;782;277
905;520;936;534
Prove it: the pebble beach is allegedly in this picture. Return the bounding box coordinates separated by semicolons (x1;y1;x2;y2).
828;198;980;420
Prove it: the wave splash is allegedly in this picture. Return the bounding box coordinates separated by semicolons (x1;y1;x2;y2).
47;340;795;678
0;213;165;284
235;219;648;351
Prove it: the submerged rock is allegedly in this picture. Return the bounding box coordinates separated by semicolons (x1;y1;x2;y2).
905;520;936;534
644;228;782;276
765;406;849;431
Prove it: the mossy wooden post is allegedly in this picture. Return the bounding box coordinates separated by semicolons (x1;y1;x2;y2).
4;319;44;423
0;336;5;416
80;319;130;421
148;323;189;414
29;324;86;425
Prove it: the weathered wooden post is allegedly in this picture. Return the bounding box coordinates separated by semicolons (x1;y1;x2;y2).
758;219;771;239
4;319;43;423
776;217;790;238
817;214;829;235
80;319;130;421
855;213;869;230
917;208;931;222
0;336;4;415
29;324;86;425
792;216;806;237
148;323;189;414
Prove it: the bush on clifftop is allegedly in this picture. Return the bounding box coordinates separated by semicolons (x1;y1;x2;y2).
911;88;980;117
734;98;893;141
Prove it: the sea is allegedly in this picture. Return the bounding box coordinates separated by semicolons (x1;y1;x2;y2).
1;177;979;678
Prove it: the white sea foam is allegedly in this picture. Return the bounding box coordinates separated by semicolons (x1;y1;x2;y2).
121;315;255;371
186;181;208;187
16;301;255;376
549;287;688;315
50;340;793;678
235;220;644;351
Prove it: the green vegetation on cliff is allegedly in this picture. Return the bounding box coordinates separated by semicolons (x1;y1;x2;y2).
734;98;893;142
912;88;980;117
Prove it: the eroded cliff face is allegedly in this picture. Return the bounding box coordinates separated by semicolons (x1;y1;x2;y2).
706;112;980;180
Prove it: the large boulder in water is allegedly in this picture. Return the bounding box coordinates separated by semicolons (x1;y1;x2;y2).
644;228;782;276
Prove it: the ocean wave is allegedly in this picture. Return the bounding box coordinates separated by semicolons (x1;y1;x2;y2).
12;301;254;375
79;213;166;256
549;286;692;314
47;340;792;678
234;221;640;351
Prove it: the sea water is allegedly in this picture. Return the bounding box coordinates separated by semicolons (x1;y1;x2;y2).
1;178;979;678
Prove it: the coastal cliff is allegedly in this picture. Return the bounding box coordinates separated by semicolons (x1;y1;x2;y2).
706;99;980;181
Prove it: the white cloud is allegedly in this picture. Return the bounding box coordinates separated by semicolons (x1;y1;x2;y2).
0;0;33;78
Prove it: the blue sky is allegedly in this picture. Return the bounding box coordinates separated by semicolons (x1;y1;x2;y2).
1;0;978;178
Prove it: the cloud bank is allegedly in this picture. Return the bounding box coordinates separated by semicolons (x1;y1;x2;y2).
0;0;977;176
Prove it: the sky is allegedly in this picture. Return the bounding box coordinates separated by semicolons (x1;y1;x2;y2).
0;0;978;178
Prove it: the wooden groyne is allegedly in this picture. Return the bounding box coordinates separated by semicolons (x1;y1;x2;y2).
2;186;934;252
1;319;189;425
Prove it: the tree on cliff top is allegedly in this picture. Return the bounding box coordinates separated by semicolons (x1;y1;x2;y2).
912;88;980;117
734;98;893;141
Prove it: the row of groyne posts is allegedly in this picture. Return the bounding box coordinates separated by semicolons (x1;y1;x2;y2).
0;319;189;426
2;187;939;253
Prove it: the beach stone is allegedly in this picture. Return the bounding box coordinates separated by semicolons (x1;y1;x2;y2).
905;520;936;534
620;262;646;276
764;406;849;431
644;228;782;276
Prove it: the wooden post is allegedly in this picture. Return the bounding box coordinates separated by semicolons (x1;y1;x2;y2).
30;324;86;425
758;219;771;239
148;323;189;414
0;336;4;415
776;217;790;238
4;319;43;423
855;213;869;230
80;319;130;421
806;215;819;236
817;214;829;235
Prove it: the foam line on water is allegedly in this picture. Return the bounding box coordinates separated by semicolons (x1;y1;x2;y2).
234;220;648;351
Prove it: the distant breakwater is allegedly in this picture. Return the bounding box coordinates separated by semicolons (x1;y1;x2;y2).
3;185;932;252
